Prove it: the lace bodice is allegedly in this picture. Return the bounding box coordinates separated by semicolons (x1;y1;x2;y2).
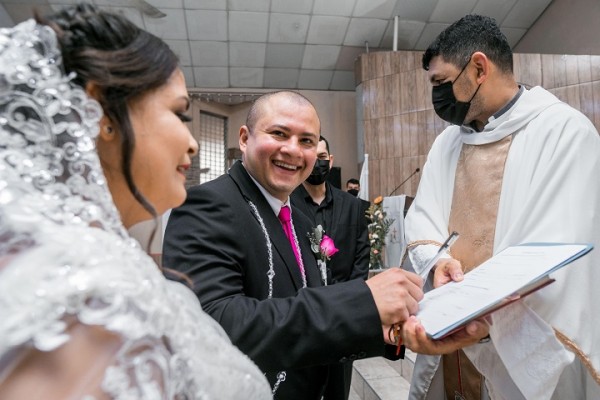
0;225;271;399
0;19;271;399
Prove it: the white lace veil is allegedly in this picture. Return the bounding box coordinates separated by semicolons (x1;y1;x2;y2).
0;19;129;255
0;19;272;400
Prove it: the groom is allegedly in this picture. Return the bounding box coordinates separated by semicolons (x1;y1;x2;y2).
162;91;486;399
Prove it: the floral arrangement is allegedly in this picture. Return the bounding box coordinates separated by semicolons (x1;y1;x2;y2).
307;225;339;285
366;196;394;269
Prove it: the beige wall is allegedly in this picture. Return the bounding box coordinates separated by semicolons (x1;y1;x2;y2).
515;0;600;55
190;90;359;186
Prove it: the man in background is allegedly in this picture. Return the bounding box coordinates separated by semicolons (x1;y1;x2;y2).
291;135;370;399
345;178;360;196
346;177;370;219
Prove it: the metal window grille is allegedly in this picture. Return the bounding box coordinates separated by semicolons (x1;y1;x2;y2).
196;111;227;184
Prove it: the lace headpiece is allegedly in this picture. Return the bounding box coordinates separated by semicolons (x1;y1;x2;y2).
0;19;128;255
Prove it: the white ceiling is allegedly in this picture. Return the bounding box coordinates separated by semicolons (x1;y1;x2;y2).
0;0;554;94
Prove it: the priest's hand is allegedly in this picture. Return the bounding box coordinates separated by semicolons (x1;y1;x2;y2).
433;258;464;288
400;315;490;355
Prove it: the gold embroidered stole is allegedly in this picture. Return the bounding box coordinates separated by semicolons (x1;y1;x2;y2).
443;135;513;400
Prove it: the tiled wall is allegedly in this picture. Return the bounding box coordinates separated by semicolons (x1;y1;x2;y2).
356;51;600;200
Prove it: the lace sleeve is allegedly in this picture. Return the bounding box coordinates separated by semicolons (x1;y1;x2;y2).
0;321;176;400
0;227;272;400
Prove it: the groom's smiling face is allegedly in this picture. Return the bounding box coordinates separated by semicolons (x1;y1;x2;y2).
239;93;320;202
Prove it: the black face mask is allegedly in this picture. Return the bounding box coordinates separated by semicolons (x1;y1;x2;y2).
432;59;481;125
305;159;331;185
347;189;359;197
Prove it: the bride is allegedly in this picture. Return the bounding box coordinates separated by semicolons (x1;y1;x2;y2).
0;3;271;399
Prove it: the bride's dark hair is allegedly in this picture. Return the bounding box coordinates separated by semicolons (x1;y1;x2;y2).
36;2;179;222
36;4;191;283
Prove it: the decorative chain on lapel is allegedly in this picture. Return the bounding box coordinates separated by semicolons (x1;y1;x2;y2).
247;200;305;397
248;200;276;299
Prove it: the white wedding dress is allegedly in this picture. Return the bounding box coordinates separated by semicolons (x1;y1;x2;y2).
0;20;272;399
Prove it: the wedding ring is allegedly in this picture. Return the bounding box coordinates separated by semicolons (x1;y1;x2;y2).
478;334;491;343
388;324;402;345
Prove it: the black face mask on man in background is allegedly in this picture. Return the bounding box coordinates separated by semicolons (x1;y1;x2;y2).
432;56;481;125
305;159;331;185
347;189;359;197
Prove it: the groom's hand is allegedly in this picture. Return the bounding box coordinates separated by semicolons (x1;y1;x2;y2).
366;268;423;326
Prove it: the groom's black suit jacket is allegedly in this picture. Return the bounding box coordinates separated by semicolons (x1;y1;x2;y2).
163;161;389;400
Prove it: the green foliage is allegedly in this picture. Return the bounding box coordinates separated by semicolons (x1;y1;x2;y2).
366;197;394;269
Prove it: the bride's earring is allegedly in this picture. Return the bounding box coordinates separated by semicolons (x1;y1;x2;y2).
99;121;117;143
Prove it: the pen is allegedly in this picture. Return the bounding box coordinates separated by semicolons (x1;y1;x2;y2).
421;231;460;277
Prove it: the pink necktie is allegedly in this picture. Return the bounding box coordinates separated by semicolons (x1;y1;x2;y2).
278;206;304;275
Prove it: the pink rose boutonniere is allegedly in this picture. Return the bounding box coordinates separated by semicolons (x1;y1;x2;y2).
308;225;339;285
320;235;339;259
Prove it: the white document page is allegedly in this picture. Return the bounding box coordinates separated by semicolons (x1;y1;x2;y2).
417;243;592;339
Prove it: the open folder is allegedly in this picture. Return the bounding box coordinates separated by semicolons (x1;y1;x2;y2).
417;242;593;340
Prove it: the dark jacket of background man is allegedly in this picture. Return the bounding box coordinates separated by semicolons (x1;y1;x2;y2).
292;182;369;284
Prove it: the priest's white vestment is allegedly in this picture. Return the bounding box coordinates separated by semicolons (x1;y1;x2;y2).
404;86;600;399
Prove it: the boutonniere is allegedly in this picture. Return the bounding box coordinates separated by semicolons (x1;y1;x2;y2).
308;225;339;285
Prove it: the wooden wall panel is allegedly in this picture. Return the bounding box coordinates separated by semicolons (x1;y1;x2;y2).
379;159;388;198
591;56;600;81
393;51;418;74
579;82;595;124
399;113;412;158
362;79;372;121
384;73;400;117
369;158;381;200
399;70;417;113
566;85;581;110
424;109;437;153
357;49;600;201
408;112;419;157
541;54;556;89
392;115;403;158
577;55;592;83
374;118;386;161
564;55;580;86
414;70;430;112
391;157;405;196
552;55;569;88
363;119;378;160
549;86;567;104
371;78;386;119
383;116;395;160
592;81;600;128
384;157;396;196
514;54;542;87
416;111;429;156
